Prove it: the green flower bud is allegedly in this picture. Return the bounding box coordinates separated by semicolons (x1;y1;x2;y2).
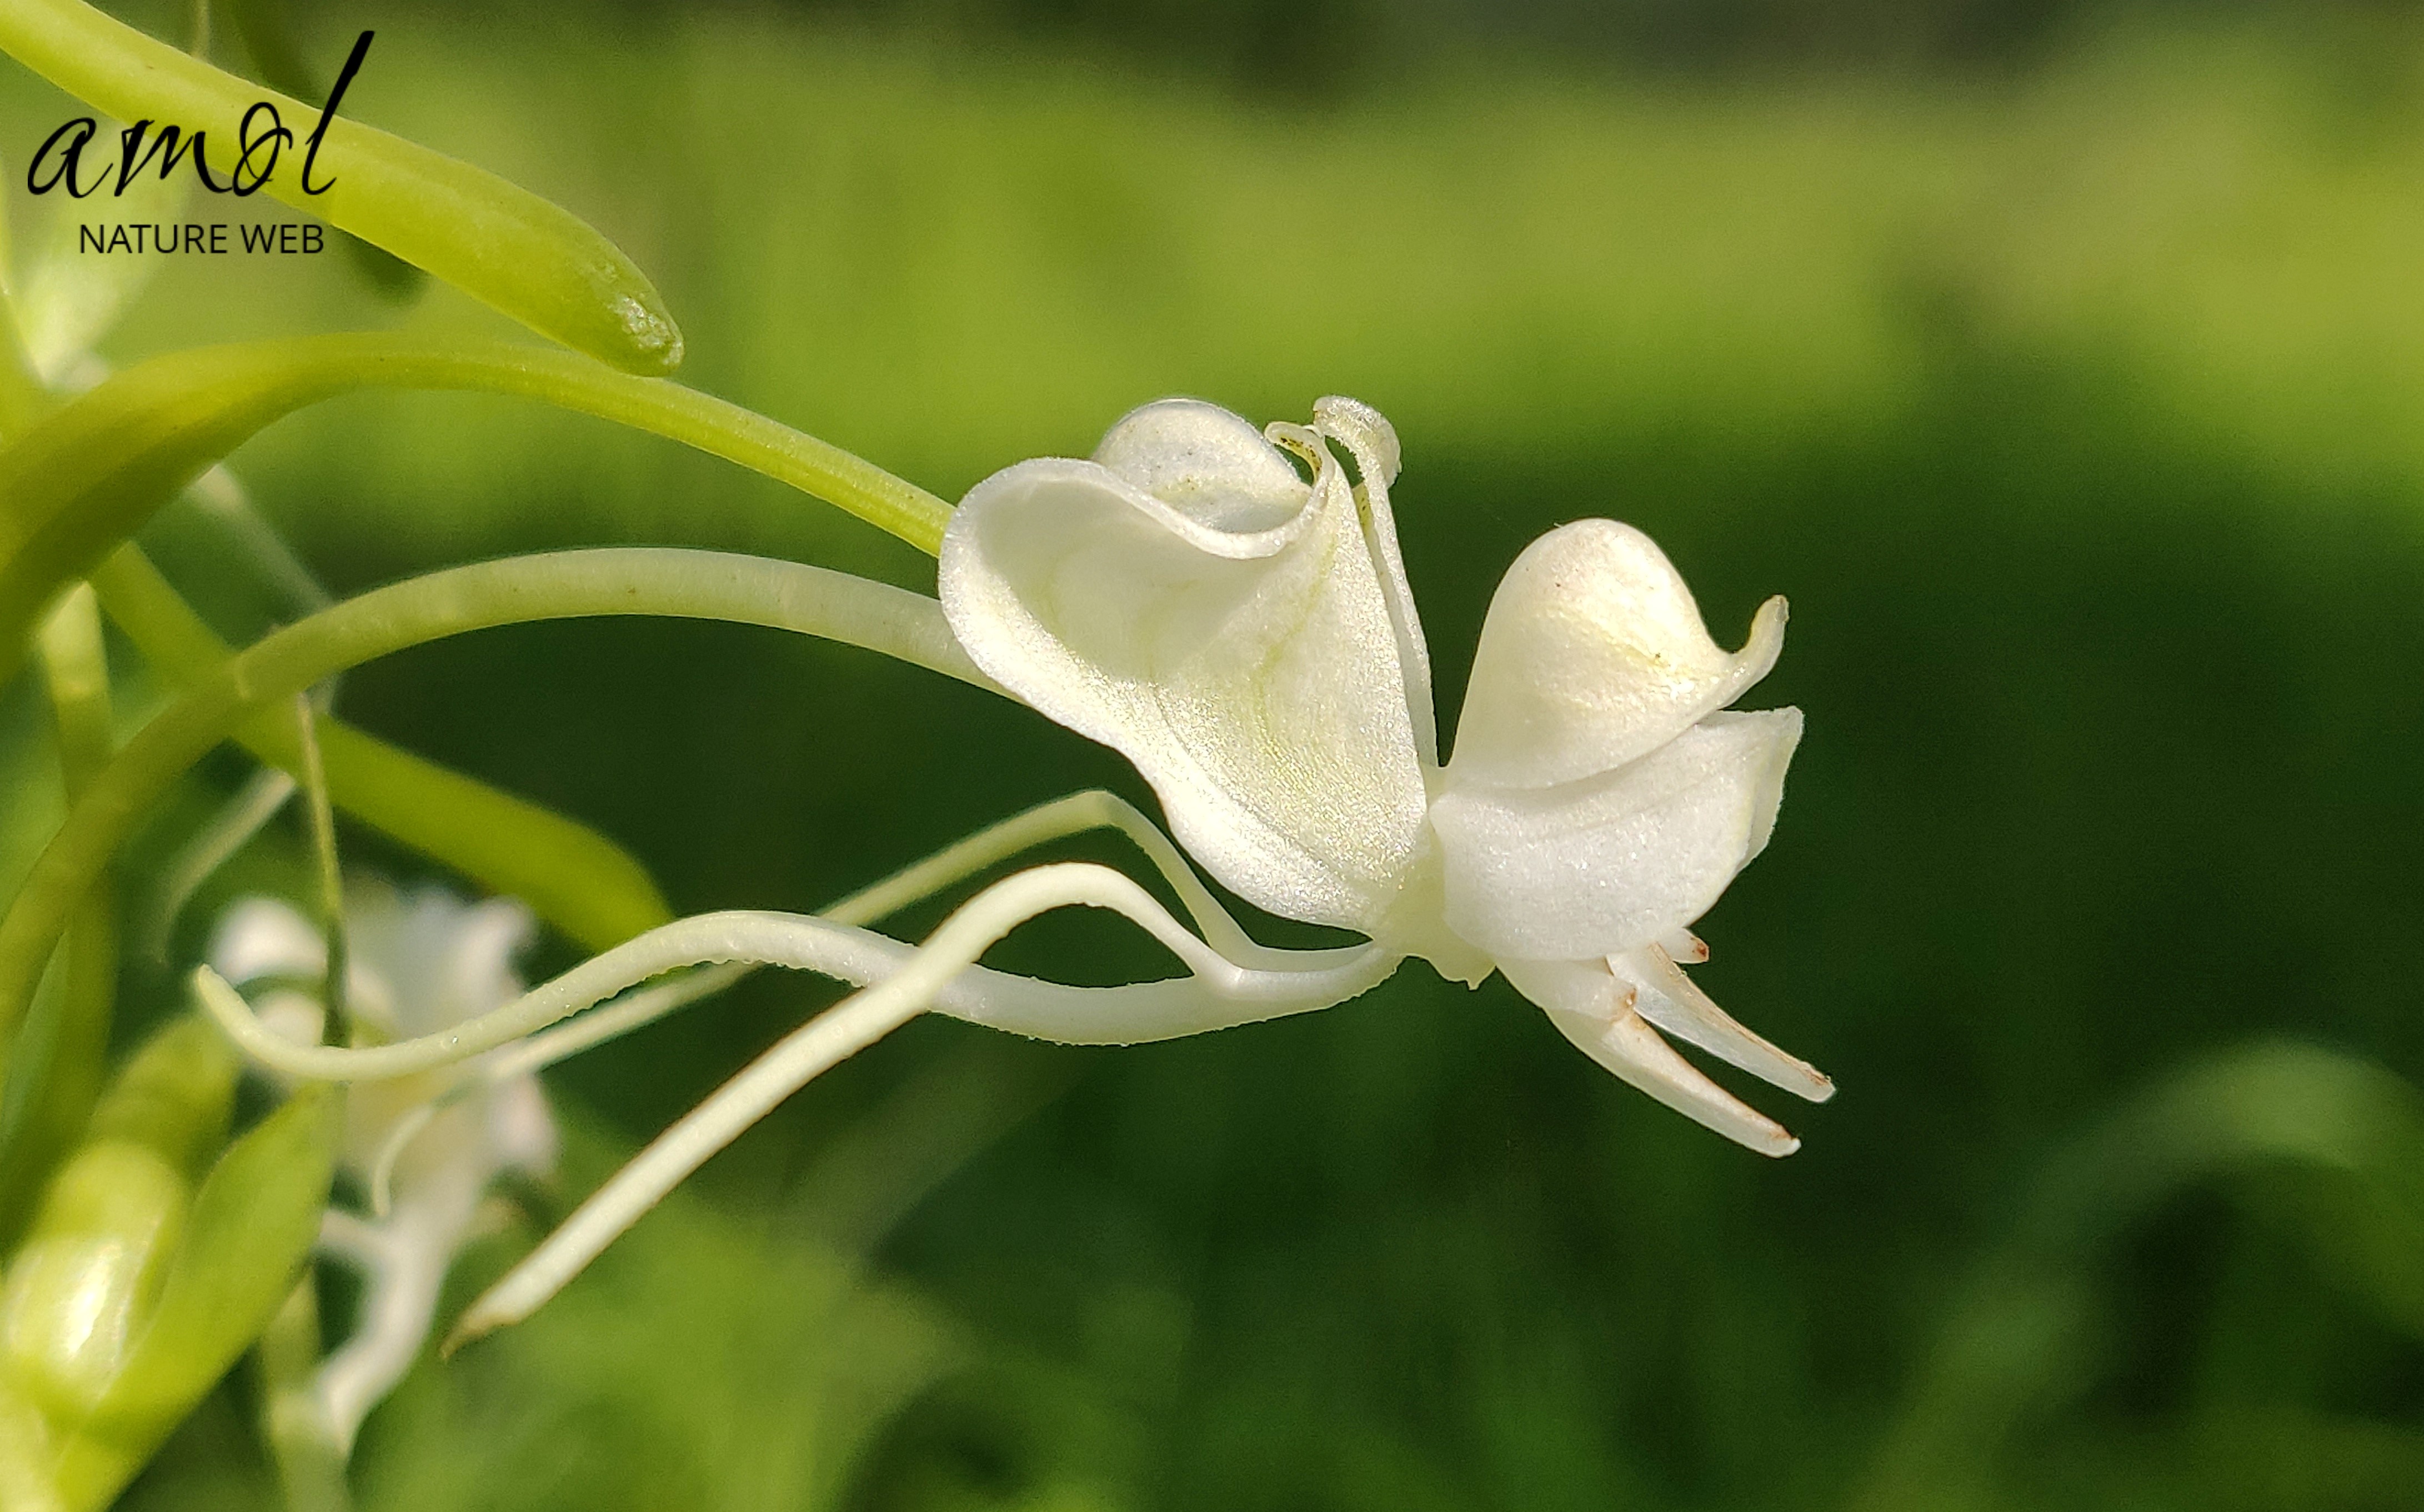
0;1015;333;1512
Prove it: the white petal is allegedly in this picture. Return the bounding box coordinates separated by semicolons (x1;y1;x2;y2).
940;400;1430;932
1310;397;1438;769
1449;519;1786;790
1093;397;1313;529
343;885;534;1037
1433;709;1801;961
1497;957;1797;1156
209;898;325;985
1608;945;1831;1103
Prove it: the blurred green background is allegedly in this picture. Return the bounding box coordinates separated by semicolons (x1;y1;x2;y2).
8;0;2424;1506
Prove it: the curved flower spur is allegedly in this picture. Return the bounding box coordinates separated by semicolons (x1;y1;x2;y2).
194;397;1829;1347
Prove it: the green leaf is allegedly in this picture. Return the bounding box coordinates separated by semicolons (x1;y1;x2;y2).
0;590;122;1250
45;1084;338;1512
0;0;678;373
0;911;112;1255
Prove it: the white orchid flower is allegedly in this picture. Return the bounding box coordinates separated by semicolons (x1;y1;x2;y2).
208;881;557;1455
195;395;1831;1349
938;395;1831;1153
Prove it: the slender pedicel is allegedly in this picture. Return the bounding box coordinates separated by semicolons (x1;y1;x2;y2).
138;768;298;963
0;337;957;683
0;547;994;1065
94;543;674;954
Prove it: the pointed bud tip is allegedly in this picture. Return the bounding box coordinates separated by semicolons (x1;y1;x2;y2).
439;1312;494;1359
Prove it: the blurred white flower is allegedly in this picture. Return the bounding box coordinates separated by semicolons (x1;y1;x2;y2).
209;882;555;1453
940;396;1832;1151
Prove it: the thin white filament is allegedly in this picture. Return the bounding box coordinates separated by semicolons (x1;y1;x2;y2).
196;873;1393;1084
360;790;1298;1214
362;963;753;1218
819;788;1278;963
447;862;1397;1344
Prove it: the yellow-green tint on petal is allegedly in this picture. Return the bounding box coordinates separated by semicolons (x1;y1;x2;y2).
1433;708;1802;962
940;400;1430;933
0;0;681;372
1450;520;1787;791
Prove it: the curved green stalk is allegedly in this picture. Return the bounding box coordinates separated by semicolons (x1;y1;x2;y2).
0;0;679;373
92;545;674;953
0;547;995;1074
0;203;46;430
0;589;117;1246
0;334;956;688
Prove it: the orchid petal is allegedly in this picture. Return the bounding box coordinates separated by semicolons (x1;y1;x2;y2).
1609;944;1832;1103
1498;955;1798;1156
1310;396;1439;769
940;399;1430;932
209;898;326;986
1450;519;1787;790
340;885;533;1039
1433;709;1801;961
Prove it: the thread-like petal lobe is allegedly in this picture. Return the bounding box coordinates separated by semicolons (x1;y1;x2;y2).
1450;519;1786;790
940;401;1430;932
1433;709;1801;960
1498;955;1798;1156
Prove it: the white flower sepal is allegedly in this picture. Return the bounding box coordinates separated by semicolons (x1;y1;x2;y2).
940;397;1832;1153
208;882;557;1454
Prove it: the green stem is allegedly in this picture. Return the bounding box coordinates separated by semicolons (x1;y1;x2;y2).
258;1278;354;1512
0;336;955;687
291;693;348;1044
92;545;674;953
0;198;46;435
0;0;680;373
0;588;118;1245
36;585;113;799
0;547;995;1072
